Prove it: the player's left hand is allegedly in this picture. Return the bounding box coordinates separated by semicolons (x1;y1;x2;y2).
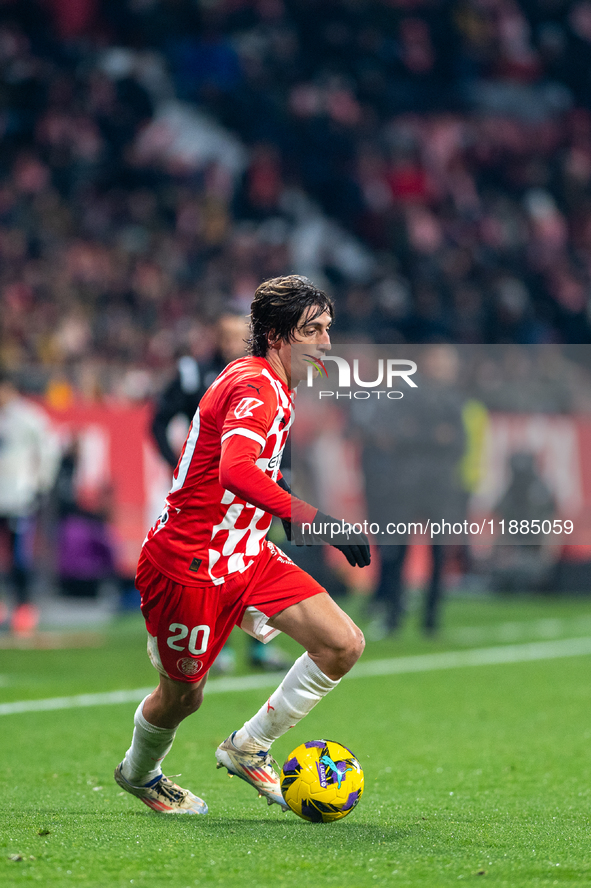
315;510;371;567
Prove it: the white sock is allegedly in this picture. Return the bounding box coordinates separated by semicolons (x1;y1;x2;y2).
121;696;177;785
233;652;340;752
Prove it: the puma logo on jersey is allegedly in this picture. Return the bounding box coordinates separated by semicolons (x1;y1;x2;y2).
234;397;264;419
247;383;262;393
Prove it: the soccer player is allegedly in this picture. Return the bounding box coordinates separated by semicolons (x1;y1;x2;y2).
114;275;371;814
151;309;291;673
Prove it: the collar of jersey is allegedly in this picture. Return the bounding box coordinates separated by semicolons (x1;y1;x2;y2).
257;357;293;394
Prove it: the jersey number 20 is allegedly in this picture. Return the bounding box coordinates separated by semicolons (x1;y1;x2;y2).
167;623;210;655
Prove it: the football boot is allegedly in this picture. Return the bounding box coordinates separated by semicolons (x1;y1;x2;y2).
114;763;207;814
215;733;289;810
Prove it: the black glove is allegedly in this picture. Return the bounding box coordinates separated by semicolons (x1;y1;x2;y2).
276;475;295;540
276;477;370;568
308;510;371;567
290;510;370;568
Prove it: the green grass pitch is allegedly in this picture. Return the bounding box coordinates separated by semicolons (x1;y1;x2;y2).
1;593;591;887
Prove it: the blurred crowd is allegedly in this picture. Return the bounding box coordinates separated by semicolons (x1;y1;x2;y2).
3;0;591;629
1;0;591;404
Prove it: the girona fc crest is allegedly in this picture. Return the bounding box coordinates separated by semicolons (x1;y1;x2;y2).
234;397;264;419
177;657;203;677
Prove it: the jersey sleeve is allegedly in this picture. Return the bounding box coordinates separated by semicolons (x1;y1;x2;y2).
219;434;317;524
220;377;278;453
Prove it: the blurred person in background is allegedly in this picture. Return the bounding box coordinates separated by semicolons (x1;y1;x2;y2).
151;310;291;673
361;345;467;637
54;437;117;601
152;312;251;469
490;451;558;594
0;369;60;635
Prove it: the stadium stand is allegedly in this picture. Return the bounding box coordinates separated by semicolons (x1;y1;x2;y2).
1;0;591;404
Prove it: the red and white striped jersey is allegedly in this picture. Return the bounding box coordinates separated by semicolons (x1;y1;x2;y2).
142;357;295;585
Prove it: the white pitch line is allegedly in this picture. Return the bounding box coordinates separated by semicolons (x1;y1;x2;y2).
350;635;591;677
1;636;591;718
448;614;591;646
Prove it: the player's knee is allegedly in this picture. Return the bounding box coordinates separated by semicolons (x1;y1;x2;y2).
346;625;365;667
328;625;365;676
354;626;365;659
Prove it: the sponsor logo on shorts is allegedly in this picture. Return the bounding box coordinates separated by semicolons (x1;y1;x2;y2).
177;657;203;677
267;540;294;565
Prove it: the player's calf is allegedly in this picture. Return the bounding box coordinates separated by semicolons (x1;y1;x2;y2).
142;674;207;728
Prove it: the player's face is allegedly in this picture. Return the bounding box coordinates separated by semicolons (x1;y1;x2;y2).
279;307;332;388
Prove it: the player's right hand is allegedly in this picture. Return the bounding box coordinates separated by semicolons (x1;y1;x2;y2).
289;510;371;568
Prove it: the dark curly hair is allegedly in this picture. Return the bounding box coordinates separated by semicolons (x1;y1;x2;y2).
248;275;334;357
